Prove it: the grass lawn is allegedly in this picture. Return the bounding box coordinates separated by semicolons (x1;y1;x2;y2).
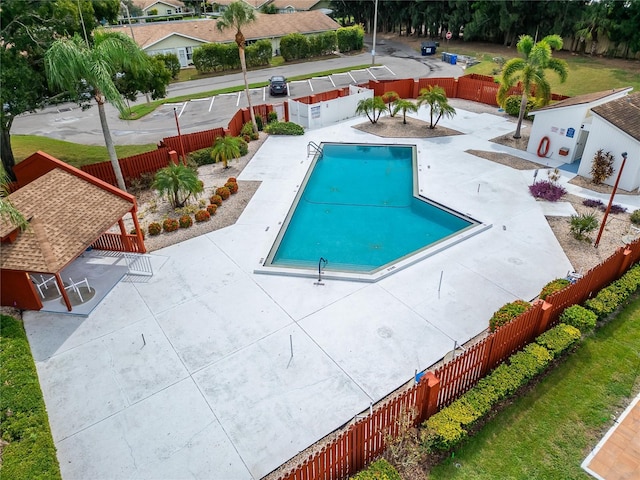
428;294;640;479
0;315;61;480
11;135;156;167
453;47;640;96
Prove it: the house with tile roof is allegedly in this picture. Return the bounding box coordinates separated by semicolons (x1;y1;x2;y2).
576;93;640;191
0;152;145;312
107;10;340;67
132;0;191;16
526;87;633;165
268;0;331;13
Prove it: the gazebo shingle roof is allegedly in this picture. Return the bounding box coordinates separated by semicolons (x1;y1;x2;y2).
1;169;132;273
108;10;340;49
531;87;633;113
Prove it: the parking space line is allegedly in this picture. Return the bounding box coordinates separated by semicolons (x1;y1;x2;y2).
177;102;187;117
236;91;242;106
308;79;314;92
366;68;376;79
384;65;396;76
329;76;336;87
208;96;215;112
348;72;356;83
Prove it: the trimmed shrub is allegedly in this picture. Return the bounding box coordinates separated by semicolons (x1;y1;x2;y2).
210;194;223;206
195;210;210;222
559;305;597;333
631;209;640;225
529;180;567;202
215;186;231;200
188;147;215;166
162;218;179;232
227;177;237;183
539;278;570;300
584;263;640;318
237;137;248;156
264;121;305;135
535;323;581;358
489;300;531;331
179;215;193;228
225;181;238;194
504;95;536;119
206;204;217;215
267;111;278;123
351;458;401;480
130;228;145;240
148;222;162;236
241;122;254;137
422;410;467;452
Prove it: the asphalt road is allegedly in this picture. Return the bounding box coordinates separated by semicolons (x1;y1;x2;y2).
12;37;464;146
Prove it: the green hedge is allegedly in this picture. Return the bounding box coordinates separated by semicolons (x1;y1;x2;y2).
192;40;272;73
351;458;401;480
1;315;61;480
264;121;304;135
584;263;640;318
280;31;336;61
539;278;570;300
336;25;364;53
422;323;574;453
559;305;597;333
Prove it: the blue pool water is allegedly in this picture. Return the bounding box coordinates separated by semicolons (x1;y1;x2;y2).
265;143;477;274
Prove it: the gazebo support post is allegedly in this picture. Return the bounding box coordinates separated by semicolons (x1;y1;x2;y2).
130;209;146;253
118;219;132;251
56;273;72;311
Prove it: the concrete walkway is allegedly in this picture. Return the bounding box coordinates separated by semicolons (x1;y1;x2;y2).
24;109;577;479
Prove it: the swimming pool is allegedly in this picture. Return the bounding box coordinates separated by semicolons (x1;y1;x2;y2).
258;143;488;281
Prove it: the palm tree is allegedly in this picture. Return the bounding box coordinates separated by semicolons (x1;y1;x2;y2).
211;136;241;169
152;163;203;208
392;99;418;124
217;1;258;134
45;31;150;192
355;96;386;124
417;86;456;129
497;34;568;139
382;91;399;117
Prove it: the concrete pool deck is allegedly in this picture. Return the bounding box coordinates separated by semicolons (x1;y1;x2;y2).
25;108;581;479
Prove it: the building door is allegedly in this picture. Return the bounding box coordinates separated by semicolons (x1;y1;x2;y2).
177;48;188;68
573;129;588;163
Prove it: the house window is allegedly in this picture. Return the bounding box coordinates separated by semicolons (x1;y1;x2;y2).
186;46;193;61
166;9;172;15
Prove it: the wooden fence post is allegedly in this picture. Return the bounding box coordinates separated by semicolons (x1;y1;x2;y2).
168;150;179;165
423;372;440;419
617;248;633;278
535;300;553;336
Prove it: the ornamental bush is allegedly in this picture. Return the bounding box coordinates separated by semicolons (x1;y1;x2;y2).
148;222;162;236
188;147;215;166
508;343;552;381
539;278;570;300
584;263;640;318
267;111;278;123
631;209;640;225
162;218;179;232
351;459;400;480
227;177;237;183
179;214;193;228
559;305;597;333
210;194;223;206
608;203;627;214
489;300;531;331
225;181;238;194
570;213;599;241
130;228;145;240
583;198;604;208
206;204;217;215
195;210;210;222
504;95;536;119
264;121;305;135
529;180;567;202
590;149;614;185
215;186;231;200
535;323;581;358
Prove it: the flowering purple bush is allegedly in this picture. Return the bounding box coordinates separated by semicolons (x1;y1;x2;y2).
583;198;604;208
529;181;567;202
608;204;627;214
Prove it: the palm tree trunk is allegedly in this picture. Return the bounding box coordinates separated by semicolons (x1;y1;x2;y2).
513;94;528;139
97;99;127;191
239;46;258;135
1;122;16;181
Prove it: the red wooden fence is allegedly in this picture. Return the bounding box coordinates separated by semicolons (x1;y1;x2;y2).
81;148;173;187
91;232;144;253
277;238;640;480
162;127;225;156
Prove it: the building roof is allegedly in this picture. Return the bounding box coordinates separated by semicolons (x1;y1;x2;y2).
269;0;323;11
1;154;135;273
107;10;340;49
591;93;640;142
531;87;633;113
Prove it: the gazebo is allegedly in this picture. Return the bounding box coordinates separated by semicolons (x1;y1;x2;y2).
1;151;146;312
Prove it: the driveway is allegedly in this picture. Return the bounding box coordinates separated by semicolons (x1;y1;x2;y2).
23;106;574;479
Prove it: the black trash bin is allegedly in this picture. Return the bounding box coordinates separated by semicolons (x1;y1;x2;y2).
421;41;437;56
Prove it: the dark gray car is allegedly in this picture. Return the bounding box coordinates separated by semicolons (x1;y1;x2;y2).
269;76;287;96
